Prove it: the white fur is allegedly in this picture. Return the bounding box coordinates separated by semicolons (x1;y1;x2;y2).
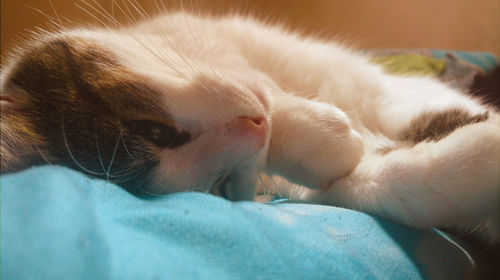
3;13;499;243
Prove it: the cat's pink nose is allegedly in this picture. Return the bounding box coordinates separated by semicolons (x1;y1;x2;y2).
237;116;267;147
239;116;266;127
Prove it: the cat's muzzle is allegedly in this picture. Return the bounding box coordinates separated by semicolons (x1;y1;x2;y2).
210;175;231;199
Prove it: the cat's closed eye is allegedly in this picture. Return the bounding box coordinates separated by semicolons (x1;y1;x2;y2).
129;120;191;148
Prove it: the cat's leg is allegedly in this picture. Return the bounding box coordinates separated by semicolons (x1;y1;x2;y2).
302;116;500;243
266;93;364;189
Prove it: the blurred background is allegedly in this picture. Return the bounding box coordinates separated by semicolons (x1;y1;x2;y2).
1;0;499;58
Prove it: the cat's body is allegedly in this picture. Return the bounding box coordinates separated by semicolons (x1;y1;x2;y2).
1;13;499;243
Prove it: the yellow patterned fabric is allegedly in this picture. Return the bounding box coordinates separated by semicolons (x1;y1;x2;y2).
371;54;446;76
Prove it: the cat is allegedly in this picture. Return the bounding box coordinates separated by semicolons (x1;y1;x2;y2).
1;11;499;245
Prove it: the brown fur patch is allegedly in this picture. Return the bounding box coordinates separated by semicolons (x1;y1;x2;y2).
7;38;167;120
400;108;489;143
1;37;185;193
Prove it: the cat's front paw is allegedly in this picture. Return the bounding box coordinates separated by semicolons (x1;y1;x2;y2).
267;99;364;189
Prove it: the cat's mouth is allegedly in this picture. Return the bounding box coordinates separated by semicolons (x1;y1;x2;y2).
210;175;231;199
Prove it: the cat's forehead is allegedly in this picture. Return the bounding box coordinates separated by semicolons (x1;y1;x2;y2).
76;27;226;77
5;34;173;120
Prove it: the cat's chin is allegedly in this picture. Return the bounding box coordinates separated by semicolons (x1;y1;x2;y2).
209;166;262;201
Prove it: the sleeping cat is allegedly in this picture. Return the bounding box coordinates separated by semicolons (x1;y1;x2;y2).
1;11;499;244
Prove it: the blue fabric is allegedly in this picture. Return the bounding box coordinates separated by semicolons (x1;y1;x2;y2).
431;50;498;71
1;166;473;279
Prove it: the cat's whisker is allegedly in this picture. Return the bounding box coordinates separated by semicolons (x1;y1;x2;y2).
105;131;123;181
112;2;191;77
94;120;108;175
109;0;135;24
106;165;141;181
93;158;146;182
35;143;53;166
180;2;202;56
145;37;204;89
144;10;206;84
108;159;141;174
24;5;62;30
111;0;181;72
95;163;144;185
61;117;106;176
152;0;165;15
158;0;169;14
465;224;482;236
48;0;63;26
128;0;151;20
82;0;122;28
120;0;139;24
114;164;144;176
140;1;213;84
138;178;167;197
130;35;192;81
257;173;270;198
137;188;164;197
75;3;111;28
30;26;55;37
79;0;128;28
180;1;223;80
118;124;135;159
110;0;115;19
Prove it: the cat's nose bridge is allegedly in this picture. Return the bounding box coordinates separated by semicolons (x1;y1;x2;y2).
187;73;270;122
219;86;268;119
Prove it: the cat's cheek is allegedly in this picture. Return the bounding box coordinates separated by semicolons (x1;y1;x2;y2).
149;117;270;195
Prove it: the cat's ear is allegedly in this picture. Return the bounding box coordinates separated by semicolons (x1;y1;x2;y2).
0;84;47;174
0;84;31;111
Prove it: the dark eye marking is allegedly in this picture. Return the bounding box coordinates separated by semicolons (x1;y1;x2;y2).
129;120;191;148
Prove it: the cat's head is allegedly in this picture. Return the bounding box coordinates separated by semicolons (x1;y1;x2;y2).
0;27;271;200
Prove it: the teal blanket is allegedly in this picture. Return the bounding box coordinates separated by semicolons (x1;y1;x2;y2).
1;166;473;279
